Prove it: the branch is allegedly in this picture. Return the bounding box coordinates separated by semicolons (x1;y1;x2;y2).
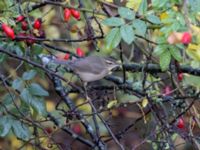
122;63;200;76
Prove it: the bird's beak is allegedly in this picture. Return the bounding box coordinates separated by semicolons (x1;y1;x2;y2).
111;63;120;71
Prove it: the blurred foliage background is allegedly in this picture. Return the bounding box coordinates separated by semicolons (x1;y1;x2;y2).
0;0;200;150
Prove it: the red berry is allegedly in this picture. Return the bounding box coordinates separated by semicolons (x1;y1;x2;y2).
16;15;25;22
21;21;28;31
1;23;15;40
181;32;192;44
64;53;70;60
70;9;81;20
45;127;52;134
76;48;85;57
64;8;71;22
163;86;172;96
177;118;184;129
178;73;183;81
33;18;42;29
72;124;82;134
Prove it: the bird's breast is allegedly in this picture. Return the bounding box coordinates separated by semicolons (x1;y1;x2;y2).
77;71;109;82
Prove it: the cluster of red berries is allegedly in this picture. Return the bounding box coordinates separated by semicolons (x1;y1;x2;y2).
1;15;44;45
2;11;84;58
63;8;84;59
63;8;81;22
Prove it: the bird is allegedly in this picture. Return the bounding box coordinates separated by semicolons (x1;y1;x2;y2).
67;56;119;82
40;55;120;83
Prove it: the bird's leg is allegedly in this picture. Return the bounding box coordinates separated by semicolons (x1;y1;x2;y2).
83;82;90;100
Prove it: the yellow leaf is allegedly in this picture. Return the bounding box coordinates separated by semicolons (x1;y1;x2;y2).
190;25;200;35
76;98;92;113
104;0;113;3
190;25;200;43
142;98;148;108
126;0;142;11
68;93;78;100
107;100;118;109
159;12;169;20
188;44;199;50
46;101;55;112
42;6;56;25
172;6;178;11
9;136;22;149
186;44;200;61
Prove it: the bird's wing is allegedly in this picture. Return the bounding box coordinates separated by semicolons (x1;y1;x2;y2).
71;56;106;74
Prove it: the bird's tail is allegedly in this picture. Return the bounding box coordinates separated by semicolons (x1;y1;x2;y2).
39;54;73;67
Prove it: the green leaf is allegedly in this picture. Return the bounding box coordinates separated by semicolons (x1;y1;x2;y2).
22;70;37;80
156;36;167;44
170;47;182;61
20;89;32;104
0;42;7;62
12;120;30;141
0;116;12;137
120;25;135;44
2;93;15;105
153;45;166;56
31;97;47;116
105;28;121;49
132;19;147;37
176;13;186;26
0;54;6;63
6;43;23;56
12;78;24;91
28;83;49;96
5;0;14;7
138;0;147;15
0;93;15;112
20;89;47;115
152;0;168;8
102;17;125;26
159;51;171;71
147;14;161;24
19;101;31;115
117;91;139;103
118;7;135;20
32;44;43;55
14;46;23;56
184;75;200;88
6;42;15;51
189;0;200;12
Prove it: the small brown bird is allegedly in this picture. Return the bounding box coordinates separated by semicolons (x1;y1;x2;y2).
68;56;119;82
40;55;120;82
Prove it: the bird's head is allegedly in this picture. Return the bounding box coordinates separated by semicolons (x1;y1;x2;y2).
104;57;120;71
